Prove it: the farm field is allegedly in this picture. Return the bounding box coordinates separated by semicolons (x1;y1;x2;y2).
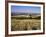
11;17;41;31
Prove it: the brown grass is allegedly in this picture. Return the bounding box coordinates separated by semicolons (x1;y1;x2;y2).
11;18;41;31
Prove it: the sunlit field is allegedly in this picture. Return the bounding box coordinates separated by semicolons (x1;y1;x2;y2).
11;16;41;31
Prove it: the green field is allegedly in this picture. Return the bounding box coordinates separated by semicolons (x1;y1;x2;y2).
11;17;41;31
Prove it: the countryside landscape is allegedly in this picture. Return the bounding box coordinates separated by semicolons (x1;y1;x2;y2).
11;6;41;31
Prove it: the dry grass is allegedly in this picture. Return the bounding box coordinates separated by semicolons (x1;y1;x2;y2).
11;18;41;31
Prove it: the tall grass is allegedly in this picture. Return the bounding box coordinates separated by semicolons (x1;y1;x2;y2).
11;18;41;31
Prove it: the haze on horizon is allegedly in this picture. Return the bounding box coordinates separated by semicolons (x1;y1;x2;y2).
11;6;41;14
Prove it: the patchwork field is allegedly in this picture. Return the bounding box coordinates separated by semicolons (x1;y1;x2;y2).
11;17;41;31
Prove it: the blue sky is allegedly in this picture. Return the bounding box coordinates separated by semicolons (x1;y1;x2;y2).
11;6;41;13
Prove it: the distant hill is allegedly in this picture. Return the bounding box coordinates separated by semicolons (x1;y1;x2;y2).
11;12;40;16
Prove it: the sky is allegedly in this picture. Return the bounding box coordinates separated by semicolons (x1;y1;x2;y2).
11;6;41;14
